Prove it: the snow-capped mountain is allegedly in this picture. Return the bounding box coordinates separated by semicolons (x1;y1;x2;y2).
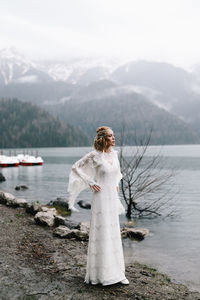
39;56;122;83
0;47;122;85
0;47;34;85
0;47;52;85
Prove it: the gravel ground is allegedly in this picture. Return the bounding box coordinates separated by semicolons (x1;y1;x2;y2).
0;204;200;300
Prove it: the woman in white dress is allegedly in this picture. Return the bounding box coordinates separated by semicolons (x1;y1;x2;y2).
67;126;129;285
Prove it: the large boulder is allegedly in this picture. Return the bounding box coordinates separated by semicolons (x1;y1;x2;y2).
0;191;10;204
54;216;81;229
54;215;67;227
121;227;149;240
0;191;27;208
6;197;27;208
26;203;43;215
53;226;73;238
34;208;57;227
53;225;88;241
0;173;6;182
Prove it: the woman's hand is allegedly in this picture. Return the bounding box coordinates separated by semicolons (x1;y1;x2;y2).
90;184;101;192
116;186;119;192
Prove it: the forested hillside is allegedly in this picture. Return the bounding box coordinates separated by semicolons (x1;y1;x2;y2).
0;98;89;148
51;92;200;145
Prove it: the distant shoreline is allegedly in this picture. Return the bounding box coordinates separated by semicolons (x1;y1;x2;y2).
2;143;200;150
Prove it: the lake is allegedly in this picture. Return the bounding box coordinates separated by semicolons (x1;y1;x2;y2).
1;145;200;292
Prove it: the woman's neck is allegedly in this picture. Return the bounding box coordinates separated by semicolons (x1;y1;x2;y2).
104;147;112;153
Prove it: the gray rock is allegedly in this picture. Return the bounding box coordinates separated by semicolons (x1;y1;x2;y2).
26;203;43;215
53;225;88;240
55;217;80;229
54;218;89;231
53;225;72;238
0;191;8;204
121;227;149;240
0;173;6;182
79;221;90;233
47;198;69;210
15;185;28;191
41;206;57;214
0;191;27;208
6;197;27;208
34;209;57;227
56;197;68;202
61;219;80;229
77;200;91;209
0;192;14;204
54;215;67;227
4;192;15;201
74;230;89;241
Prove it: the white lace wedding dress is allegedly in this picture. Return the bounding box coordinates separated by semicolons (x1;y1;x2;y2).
67;147;126;285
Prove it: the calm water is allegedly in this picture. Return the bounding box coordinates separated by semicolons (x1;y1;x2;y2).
1;145;200;291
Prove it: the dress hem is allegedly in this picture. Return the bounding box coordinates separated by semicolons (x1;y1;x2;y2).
84;275;126;286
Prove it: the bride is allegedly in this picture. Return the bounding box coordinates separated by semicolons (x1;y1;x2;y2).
67;126;129;285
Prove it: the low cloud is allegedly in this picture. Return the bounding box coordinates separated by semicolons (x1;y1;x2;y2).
14;75;39;83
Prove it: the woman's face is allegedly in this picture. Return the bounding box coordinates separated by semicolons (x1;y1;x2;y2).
106;129;115;147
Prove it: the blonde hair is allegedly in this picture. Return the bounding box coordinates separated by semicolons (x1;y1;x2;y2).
94;126;113;152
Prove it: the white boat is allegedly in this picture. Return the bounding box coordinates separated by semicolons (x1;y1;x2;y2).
0;155;19;167
17;154;44;166
0;153;44;167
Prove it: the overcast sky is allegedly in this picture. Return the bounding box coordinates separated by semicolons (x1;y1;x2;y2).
1;0;200;69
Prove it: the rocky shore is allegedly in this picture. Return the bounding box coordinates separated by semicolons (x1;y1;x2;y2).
0;194;200;299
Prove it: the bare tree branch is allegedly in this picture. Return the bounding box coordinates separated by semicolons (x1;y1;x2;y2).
118;126;177;219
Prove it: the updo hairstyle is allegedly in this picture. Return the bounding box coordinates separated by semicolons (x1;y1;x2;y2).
94;126;112;152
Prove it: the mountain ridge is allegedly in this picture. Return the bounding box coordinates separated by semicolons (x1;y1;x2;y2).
1;47;200;145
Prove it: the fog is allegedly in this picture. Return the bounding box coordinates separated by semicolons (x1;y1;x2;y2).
1;0;200;69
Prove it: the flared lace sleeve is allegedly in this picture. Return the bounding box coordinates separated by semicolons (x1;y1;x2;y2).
67;151;97;211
